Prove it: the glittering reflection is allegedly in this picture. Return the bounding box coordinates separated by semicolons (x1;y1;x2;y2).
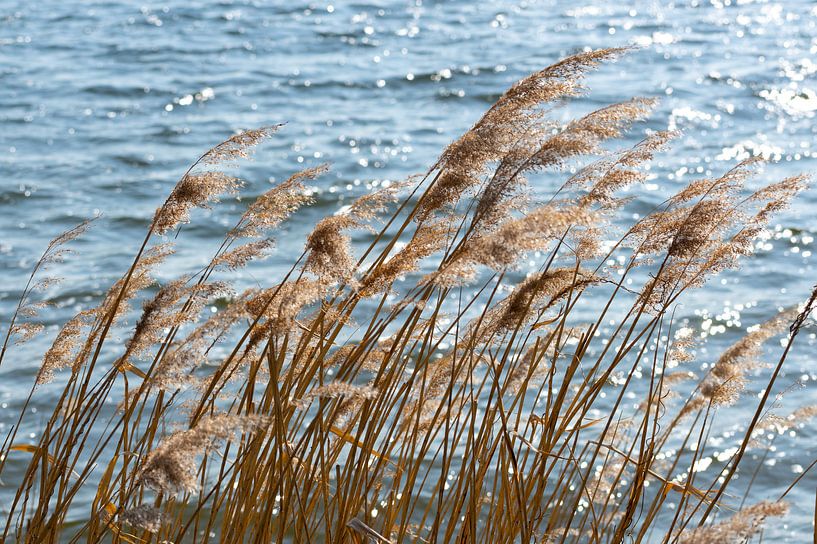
759;87;817;116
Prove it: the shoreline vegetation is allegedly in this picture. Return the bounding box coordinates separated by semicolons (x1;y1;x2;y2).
1;47;815;542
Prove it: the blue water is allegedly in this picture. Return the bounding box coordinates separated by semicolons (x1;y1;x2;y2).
1;0;816;540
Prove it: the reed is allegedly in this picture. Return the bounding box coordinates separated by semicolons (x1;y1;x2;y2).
1;48;814;543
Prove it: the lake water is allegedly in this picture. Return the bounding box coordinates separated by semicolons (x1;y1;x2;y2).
1;0;816;540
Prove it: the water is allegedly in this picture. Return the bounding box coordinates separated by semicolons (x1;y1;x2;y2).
1;0;816;539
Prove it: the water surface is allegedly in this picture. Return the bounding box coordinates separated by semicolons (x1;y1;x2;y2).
1;0;816;539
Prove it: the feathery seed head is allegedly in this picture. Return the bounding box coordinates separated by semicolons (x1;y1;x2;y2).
153;172;242;235
139;413;268;494
677;500;787;543
201;125;281;165
235;164;326;237
304;215;363;284
119;505;164;534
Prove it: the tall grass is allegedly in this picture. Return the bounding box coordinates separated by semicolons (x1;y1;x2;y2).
1;48;815;543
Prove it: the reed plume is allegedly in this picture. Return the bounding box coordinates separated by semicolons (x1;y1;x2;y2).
304;215;362;284
233;164;325;237
417;48;630;222
138;413;267;494
677;501;788;543
118;505;163;534
698;308;797;407
153;172;242;235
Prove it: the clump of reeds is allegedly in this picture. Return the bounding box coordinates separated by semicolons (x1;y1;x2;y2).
1;48;815;544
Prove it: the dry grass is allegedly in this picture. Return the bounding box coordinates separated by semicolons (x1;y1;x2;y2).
1;48;815;543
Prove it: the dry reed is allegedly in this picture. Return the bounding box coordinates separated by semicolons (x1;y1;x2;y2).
0;48;814;544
